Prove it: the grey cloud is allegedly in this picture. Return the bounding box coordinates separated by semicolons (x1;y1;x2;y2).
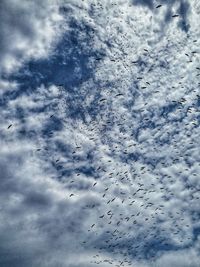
177;0;191;32
132;0;154;9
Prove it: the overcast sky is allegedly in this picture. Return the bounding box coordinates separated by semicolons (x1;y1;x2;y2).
0;1;200;267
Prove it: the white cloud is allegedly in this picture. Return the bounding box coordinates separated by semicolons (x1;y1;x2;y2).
0;0;64;75
0;0;200;266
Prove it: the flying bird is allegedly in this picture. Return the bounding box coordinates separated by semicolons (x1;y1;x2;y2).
7;124;12;129
156;5;162;8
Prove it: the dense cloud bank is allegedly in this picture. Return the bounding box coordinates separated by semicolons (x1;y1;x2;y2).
0;1;200;267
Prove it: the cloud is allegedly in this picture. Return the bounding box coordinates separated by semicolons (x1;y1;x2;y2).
0;0;64;75
132;0;154;9
0;0;200;266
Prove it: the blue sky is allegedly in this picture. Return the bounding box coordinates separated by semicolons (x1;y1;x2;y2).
0;1;200;267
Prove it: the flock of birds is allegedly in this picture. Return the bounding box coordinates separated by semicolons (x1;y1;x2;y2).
65;58;199;265
5;1;200;267
67;91;199;265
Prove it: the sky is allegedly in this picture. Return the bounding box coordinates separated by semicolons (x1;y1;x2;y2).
0;0;200;266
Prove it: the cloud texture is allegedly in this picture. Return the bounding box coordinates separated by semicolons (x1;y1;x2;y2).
0;1;200;267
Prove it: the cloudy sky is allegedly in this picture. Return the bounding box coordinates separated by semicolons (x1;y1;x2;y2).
0;0;200;266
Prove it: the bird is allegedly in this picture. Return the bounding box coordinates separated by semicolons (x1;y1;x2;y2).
7;124;12;129
156;4;162;8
